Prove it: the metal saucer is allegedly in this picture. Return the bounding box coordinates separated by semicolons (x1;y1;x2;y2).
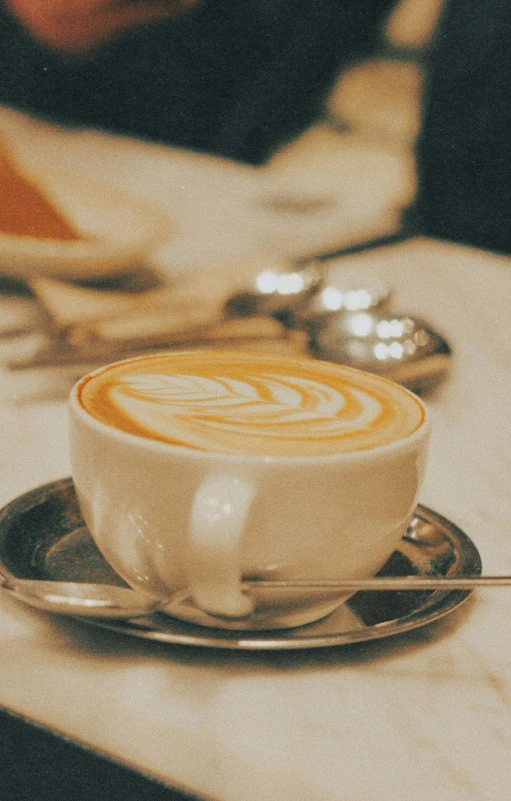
0;478;481;651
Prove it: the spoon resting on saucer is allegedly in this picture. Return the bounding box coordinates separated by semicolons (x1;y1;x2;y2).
1;575;510;620
0;579;162;619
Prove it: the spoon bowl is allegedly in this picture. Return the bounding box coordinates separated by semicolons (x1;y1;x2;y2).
225;262;322;319
291;261;392;330
312;311;451;393
0;578;162;618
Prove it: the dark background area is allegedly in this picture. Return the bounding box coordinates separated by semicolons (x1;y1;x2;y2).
0;706;201;801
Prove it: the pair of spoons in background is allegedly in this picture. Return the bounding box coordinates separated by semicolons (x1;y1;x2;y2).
225;256;451;395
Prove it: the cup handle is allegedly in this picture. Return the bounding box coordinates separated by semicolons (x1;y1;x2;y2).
188;475;256;618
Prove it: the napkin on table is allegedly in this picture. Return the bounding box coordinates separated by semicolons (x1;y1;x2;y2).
6;261;309;373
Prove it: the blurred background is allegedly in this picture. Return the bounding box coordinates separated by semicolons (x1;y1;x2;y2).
1;0;510;256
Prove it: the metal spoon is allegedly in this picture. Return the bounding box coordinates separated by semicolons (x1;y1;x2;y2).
0;579;162;619
2;575;510;620
312;311;452;394
289;260;392;330
224;262;322;318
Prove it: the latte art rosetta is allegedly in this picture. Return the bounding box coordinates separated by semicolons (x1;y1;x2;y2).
79;351;425;456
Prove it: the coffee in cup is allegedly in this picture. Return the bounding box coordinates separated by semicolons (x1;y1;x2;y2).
69;350;429;629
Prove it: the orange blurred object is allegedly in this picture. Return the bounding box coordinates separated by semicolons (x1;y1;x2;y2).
0;146;80;240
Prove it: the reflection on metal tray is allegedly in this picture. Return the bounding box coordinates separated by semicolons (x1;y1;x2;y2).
0;478;481;651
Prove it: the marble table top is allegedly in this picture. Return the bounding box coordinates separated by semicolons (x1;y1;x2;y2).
0;116;510;800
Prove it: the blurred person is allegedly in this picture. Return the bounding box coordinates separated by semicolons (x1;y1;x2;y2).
4;0;200;53
1;0;511;254
0;0;395;162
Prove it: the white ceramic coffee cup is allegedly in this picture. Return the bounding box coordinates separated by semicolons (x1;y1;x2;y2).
69;353;430;630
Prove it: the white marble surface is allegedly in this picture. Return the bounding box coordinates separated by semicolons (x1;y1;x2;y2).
0;124;510;800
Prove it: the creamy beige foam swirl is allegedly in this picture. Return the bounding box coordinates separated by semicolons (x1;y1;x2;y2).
78;351;425;456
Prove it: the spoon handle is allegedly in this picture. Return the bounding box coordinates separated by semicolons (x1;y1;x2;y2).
243;575;511;591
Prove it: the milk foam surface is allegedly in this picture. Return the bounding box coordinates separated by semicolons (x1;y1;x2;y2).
78;351;425;456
